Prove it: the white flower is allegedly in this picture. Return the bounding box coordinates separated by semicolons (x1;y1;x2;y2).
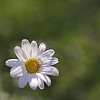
6;39;59;90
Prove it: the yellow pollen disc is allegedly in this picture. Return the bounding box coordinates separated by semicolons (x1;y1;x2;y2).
25;58;40;74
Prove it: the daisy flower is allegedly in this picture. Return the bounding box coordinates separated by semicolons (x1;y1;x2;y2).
6;39;59;90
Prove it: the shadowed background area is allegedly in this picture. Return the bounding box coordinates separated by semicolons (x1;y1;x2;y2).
0;0;100;100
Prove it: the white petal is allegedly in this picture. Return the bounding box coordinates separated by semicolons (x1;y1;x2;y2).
21;39;31;58
14;46;27;61
40;57;52;63
40;66;59;76
38;43;46;55
18;74;28;88
36;73;51;86
6;59;23;67
36;73;47;82
28;74;38;90
42;57;58;67
37;76;44;89
44;75;51;86
10;66;23;77
31;41;38;58
38;49;55;60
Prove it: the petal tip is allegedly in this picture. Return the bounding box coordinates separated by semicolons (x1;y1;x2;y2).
14;46;19;51
55;68;59;76
22;39;29;43
5;60;8;65
31;40;37;44
56;71;59;76
10;71;14;77
18;85;24;88
39;87;44;90
22;39;28;41
47;83;51;87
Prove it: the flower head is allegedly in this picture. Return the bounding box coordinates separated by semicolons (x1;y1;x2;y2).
6;39;59;90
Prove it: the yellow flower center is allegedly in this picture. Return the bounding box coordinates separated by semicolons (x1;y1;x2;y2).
25;58;40;74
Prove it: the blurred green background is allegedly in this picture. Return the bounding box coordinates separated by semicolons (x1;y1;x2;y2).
0;0;100;100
